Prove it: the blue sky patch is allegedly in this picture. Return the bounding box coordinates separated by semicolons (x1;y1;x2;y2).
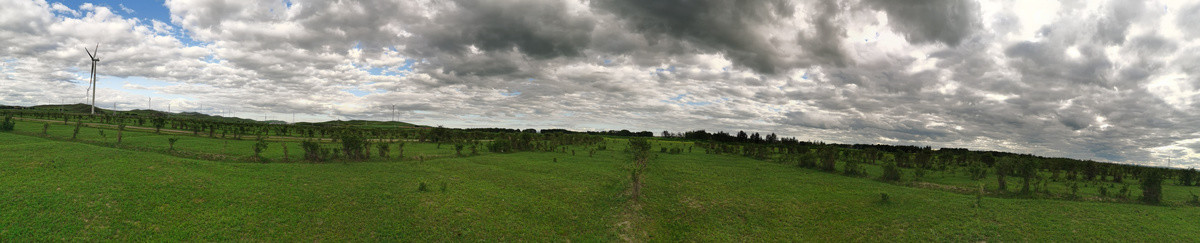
343;88;371;97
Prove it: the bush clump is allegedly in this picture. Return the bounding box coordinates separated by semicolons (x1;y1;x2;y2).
71;121;82;140
301;140;323;162
253;137;269;162
0;115;15;131
1141;169;1163;204
880;161;902;182
377;142;391;158
339;132;369;161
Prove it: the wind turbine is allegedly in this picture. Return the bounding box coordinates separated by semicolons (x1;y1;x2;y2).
84;44;100;115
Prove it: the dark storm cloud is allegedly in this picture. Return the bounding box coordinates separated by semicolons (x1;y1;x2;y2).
864;0;982;46
592;0;802;73
1055;106;1093;131
7;0;1200;167
779;110;844;129
437;54;523;77
1003;41;1112;87
413;0;594;59
798;0;851;67
1094;0;1144;44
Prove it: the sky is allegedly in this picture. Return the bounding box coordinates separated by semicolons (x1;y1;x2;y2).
1;0;1199;168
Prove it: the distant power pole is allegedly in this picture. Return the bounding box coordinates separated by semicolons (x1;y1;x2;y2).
148;97;151;110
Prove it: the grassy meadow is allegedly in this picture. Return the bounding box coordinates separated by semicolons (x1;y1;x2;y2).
1;116;1199;241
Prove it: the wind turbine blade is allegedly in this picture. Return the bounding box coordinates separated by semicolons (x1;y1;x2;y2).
94;43;99;56
85;48;94;58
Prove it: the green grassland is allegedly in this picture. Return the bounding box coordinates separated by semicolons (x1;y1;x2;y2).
2;118;1200;241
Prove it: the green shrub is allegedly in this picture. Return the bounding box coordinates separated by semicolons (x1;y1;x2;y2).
168;137;179;151
1113;184;1123;199
418;182;430;192
880;161;902;182
800;153;818;168
71;121;82;140
994;158;1014;192
629;138;653;201
818;147;837;172
1017;159;1038;194
396;142;405;160
281;141;290;162
1141;169;1163;204
968;161;987;180
377;142;391;158
843;158;864;176
152;117;165;133
117;124;126;144
0;115;15;131
488;139;512;153
42;122;49;135
1068;182;1080;199
339;132;368;161
1181;168;1198;186
253;137;269;162
975;184;984;208
301;141;323;162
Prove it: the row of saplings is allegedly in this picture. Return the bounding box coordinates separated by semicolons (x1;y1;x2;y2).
289;132;482;163
763;146;1174;205
2;109;467;143
285;130;603;163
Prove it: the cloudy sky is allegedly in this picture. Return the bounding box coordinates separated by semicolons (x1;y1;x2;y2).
2;0;1199;167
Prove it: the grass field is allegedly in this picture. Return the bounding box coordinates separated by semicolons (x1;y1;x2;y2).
0;132;625;241
3;123;1200;241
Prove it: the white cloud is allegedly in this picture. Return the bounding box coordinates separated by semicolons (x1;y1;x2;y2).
118;3;134;14
2;0;1200;167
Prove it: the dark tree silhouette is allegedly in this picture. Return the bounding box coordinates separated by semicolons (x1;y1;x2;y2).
1141;169;1163;204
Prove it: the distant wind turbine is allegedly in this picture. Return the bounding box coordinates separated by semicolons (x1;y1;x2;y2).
84;44;100;115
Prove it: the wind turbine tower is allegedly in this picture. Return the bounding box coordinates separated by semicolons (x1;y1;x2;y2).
84;44;100;115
